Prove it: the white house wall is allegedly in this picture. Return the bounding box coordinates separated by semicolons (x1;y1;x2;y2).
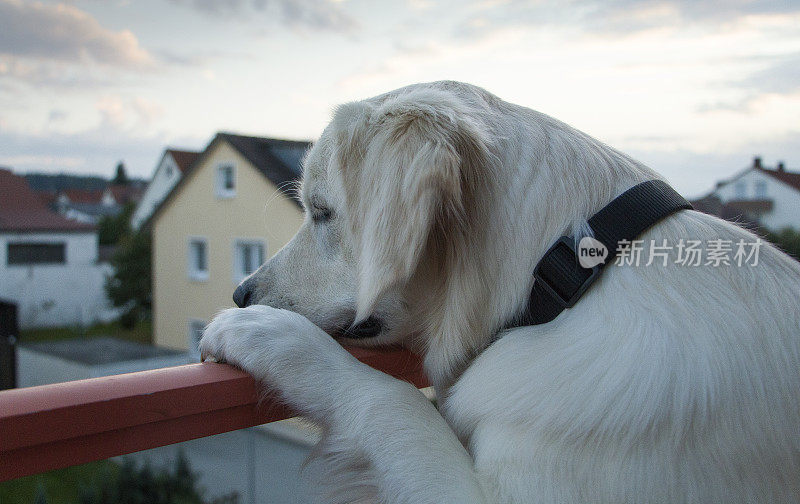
131;153;183;230
713;169;800;231
0;232;121;329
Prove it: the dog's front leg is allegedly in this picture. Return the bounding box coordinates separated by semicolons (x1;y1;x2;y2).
200;305;488;504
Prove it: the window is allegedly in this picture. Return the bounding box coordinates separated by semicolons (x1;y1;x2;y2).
216;164;236;198
7;243;65;265
755;180;767;199
734;181;746;199
233;240;265;283
188;238;208;281
188;319;207;356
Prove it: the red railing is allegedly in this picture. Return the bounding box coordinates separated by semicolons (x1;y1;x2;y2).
0;346;427;482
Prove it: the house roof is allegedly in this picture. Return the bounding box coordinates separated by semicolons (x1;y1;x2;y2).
108;184;144;205
698;158;798;201
37;190;57;208
143;132;310;230
166;149;201;173
58;185;142;207
0;168;95;233
216;133;308;191
756;166;800;192
66;202;121;219
61;189;104;204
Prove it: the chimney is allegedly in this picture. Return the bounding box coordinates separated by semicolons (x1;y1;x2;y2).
753;156;762;169
777;161;785;172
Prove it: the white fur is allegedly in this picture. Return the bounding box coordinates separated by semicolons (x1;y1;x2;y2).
201;81;800;503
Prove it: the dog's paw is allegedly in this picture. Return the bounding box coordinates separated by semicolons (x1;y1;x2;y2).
200;305;329;369
199;305;352;410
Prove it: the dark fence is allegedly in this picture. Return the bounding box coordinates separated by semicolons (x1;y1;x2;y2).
0;299;18;390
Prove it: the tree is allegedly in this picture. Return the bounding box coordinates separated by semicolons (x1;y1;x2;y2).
764;227;800;262
112;161;129;185
105;229;151;327
97;202;135;246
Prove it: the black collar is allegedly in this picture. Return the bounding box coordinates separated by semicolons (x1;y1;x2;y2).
508;180;693;328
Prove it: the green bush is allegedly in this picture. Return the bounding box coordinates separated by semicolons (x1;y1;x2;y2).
764;227;800;262
78;451;238;504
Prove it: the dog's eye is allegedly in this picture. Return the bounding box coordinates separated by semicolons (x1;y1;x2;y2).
311;206;333;223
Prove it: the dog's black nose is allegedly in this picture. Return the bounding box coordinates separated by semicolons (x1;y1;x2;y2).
233;283;252;308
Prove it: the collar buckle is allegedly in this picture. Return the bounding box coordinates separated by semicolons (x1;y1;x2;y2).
532;236;603;309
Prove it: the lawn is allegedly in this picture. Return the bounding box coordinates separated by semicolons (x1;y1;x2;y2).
0;460;118;504
18;319;152;345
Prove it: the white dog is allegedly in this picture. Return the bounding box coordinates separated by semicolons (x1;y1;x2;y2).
200;81;800;503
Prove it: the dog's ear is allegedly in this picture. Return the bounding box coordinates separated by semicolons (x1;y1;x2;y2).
335;89;491;321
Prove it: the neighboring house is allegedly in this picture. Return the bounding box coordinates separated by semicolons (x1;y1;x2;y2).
53;184;145;224
53;188;117;224
146;133;309;353
692;157;800;231
0;168;121;328
131;149;200;230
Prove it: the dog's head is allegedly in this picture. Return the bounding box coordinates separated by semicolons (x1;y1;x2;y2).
235;83;497;351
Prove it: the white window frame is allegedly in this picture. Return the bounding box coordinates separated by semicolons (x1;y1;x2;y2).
188;319;207;356
232;239;266;284
754;180;767;199
216;163;236;199
187;237;209;282
734;180;747;199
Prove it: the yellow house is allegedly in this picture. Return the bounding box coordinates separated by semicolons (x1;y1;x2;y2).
146;133;309;353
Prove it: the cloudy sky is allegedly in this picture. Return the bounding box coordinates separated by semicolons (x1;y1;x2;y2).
0;0;798;197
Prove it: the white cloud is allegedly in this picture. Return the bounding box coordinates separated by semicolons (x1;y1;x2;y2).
451;0;800;40
0;0;157;92
0;54;116;89
48;109;68;122
331;6;800;197
0;123;204;178
0;154;85;169
131;97;165;127
96;96;127;128
95;95;165;130
167;0;357;32
739;52;800;95
0;0;153;67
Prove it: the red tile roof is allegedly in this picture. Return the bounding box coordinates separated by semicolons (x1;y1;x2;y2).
0;169;95;232
166;149;200;173
108;184;144;205
61;189;104;204
756;166;800;192
37;190;57;207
